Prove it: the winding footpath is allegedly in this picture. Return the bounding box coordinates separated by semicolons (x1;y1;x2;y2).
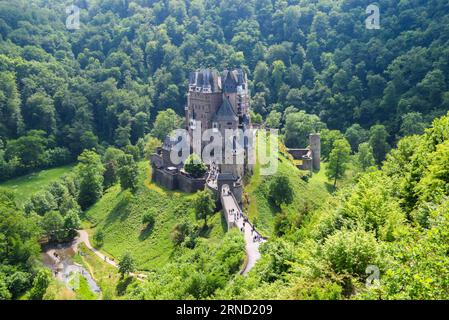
76;230;147;280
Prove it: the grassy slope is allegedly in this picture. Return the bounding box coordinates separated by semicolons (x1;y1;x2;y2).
74;243;124;300
68;273;97;300
244;141;330;236
83;162;227;271
0;165;74;205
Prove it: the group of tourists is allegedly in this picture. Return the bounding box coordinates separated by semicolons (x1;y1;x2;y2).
229;207;243;221
230;208;263;244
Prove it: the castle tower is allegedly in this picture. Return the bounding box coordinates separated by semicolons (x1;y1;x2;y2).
186;70;223;139
309;133;321;171
222;70;250;130
185;69;251;174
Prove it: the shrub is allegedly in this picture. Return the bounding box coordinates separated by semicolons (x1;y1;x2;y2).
170;221;198;248
322;228;380;277
142;211;155;228
184;154;207;178
29;269;51;300
268;175;294;207
93;229;105;247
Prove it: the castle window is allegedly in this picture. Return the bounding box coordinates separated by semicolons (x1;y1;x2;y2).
213;122;218;132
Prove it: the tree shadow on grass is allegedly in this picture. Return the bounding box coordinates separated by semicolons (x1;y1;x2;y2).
266;195;281;217
116;276;134;296
198;223;213;238
138;224;154;241
104;191;133;227
220;213;228;232
325;182;337;194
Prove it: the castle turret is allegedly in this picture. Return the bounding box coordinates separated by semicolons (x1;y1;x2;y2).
309;133;321;171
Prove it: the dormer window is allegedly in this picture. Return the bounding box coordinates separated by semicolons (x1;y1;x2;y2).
212;122;218;132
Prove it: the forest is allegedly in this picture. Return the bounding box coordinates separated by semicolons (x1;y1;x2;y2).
1;0;449;300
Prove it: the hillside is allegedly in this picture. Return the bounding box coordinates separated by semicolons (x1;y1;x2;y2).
217;111;449;300
83;162;230;270
244;141;331;236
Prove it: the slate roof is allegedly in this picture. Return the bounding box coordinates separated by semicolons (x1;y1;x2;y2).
222;69;246;93
213;98;238;122
189;69;221;92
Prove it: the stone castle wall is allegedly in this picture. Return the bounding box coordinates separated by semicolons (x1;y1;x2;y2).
232;183;243;204
177;173;206;193
151;160;206;193
288;149;309;160
152;167;178;190
287;134;321;171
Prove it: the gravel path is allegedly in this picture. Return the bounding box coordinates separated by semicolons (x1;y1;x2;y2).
76;230;147;280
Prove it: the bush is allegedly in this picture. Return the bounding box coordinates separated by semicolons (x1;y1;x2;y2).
322;228;380;277
8;271;31;298
171;223;187;246
300;172;312;183
184;154;207;178
170;221;198;248
142;211;155;228
274;212;290;237
93;229;105;247
268;175;294;207
29;269;51;300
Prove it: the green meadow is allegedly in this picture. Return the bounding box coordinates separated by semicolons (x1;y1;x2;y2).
0;165;74;205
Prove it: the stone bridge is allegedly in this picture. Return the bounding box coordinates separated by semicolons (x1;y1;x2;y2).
207;168;265;275
221;185;265;274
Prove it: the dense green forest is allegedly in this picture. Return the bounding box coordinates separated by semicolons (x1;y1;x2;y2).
1;0;449;300
1;0;449;178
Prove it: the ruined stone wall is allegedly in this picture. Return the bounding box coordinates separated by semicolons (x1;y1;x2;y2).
177;173;206;193
150;154;164;169
162;148;176;168
299;158;313;171
152;168;178;190
221;163;244;180
206;184;220;207
288;149;309;160
232;183;243;204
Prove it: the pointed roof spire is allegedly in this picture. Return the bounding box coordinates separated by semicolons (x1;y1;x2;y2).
213;98;238;122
